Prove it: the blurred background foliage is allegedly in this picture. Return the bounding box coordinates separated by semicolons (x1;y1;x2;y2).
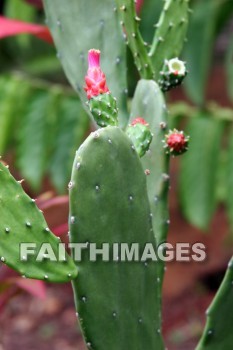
0;0;232;234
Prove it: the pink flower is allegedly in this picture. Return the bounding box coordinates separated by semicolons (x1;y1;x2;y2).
84;49;109;99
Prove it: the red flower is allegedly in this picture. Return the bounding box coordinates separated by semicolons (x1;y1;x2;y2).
131;117;149;126
84;49;109;99
164;129;189;156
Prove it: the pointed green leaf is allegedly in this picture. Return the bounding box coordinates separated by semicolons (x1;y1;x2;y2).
50;96;90;193
226;34;233;102
179;116;224;230
183;0;219;106
225;127;233;232
0;76;27;154
17;89;57;191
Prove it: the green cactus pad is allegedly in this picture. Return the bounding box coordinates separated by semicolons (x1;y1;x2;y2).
116;0;154;79
130;80;170;311
196;257;233;350
89;93;118;127
150;0;190;79
130;80;169;246
43;0;128;128
126;123;153;157
69;127;164;350
0;161;77;283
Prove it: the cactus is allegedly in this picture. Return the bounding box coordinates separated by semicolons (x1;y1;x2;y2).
4;0;233;348
126;118;153;157
130;80;169;248
130;80;170;314
0;161;77;282
158;58;188;92
115;0;190;81
43;0;128;127
85;49;119;127
69;126;164;349
196;257;233;350
149;0;190;79
115;0;154;79
89;94;118;127
2;0;201;349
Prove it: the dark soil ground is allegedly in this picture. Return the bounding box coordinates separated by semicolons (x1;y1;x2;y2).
0;284;85;350
0;282;214;350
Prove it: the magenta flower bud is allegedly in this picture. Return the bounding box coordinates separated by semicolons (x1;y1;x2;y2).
84;49;109;100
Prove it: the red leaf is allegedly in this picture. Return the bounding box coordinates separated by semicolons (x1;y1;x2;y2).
12;278;46;299
0;16;53;44
52;223;68;237
0;266;46;299
136;0;144;14
24;0;43;9
38;195;69;210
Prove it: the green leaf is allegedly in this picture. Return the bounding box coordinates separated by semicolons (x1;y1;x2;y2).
179;115;224;230
0;76;28;154
5;0;36;48
50;96;90;193
139;0;163;44
5;0;35;22
214;0;233;35
17;89;57;191
226;34;233;102
183;0;219;106
215;149;227;204
226;127;233;232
